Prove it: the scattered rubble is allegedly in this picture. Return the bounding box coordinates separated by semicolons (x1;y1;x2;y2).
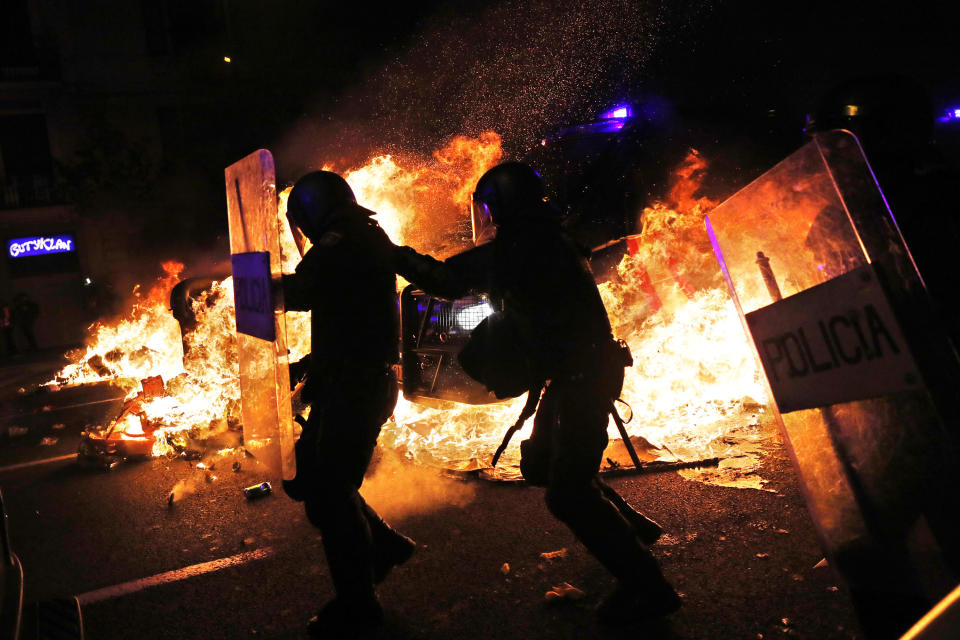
544;582;585;602
78;375;166;466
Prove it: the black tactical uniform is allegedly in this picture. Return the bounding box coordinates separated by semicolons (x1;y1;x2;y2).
280;171;414;636
396;162;680;625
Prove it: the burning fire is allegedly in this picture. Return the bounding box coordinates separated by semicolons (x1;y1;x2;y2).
334;131;502;255
56;261;187;390
54;136;777;489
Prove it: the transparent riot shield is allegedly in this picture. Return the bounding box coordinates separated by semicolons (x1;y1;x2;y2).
706;130;960;636
225;149;296;481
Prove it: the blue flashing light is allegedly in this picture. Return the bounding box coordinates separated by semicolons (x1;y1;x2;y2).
599;120;626;132
7;234;76;258
600;104;632;120
938;106;960;123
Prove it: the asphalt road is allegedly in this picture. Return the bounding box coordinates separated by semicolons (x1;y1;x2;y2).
0;350;863;639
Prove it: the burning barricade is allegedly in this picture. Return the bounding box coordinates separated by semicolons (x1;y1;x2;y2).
78;375;165;465
39;118;960;634
51;129;776;489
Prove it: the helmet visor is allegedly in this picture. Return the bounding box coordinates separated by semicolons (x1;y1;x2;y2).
470;194;496;245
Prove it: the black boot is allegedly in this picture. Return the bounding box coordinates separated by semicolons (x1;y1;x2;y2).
596;579;682;626
596;478;664;546
372;531;416;584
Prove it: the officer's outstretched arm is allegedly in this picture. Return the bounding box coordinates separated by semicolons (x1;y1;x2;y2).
394;245;471;300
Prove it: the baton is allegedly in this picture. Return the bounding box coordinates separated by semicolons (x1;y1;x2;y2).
610;401;644;470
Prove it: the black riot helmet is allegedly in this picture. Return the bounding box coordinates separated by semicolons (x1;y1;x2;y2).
472;162;546;228
286;170;357;241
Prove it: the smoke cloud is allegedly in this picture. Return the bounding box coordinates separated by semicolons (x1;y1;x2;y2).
360;448;477;521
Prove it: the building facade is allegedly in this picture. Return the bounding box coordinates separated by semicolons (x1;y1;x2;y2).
0;0;235;351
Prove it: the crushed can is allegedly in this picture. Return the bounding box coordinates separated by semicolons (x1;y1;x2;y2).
243;481;272;499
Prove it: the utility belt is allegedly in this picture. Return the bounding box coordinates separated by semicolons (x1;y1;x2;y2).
549;337;631;398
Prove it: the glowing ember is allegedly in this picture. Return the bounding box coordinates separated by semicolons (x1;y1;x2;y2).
55;136;777;490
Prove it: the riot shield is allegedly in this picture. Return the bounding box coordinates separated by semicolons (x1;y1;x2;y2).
707;130;960;637
225;149;296;481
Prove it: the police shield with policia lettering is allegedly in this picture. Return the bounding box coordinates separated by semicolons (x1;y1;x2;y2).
392;161;681;626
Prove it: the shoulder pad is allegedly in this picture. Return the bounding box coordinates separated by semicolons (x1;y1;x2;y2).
317;230;343;247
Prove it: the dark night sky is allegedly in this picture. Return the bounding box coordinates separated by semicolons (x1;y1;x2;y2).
256;0;957;177
63;0;955;259
646;1;957;112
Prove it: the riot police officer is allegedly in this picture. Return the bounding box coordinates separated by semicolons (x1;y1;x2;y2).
280;170;415;637
395;161;681;626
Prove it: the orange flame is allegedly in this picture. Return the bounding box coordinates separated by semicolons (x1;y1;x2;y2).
340;131;502;254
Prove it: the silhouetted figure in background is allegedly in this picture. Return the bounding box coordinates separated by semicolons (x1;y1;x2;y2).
278;170;415;637
1;300;17;357
395;162;680;627
12;292;39;352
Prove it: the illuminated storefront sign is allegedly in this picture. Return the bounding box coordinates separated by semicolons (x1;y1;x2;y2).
7;234;76;258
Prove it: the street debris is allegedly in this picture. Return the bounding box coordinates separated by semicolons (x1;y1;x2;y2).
6;426;28;437
78;375;166;466
539;548;567;560
40;436;58;446
544;582;586;602
52;423;65;430
813;558;829;569
499;562;511;575
243;482;272;499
